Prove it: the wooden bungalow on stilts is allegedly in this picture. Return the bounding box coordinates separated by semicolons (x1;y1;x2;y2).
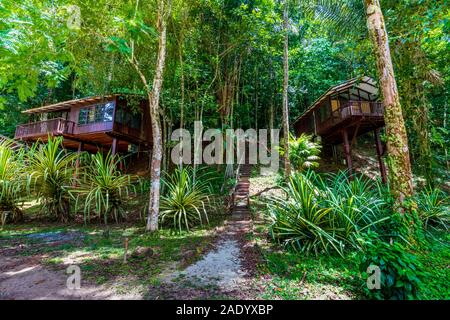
15;95;152;170
293;76;387;182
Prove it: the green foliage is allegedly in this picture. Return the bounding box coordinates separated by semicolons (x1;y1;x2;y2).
73;152;137;225
27;136;78;222
160;167;213;232
415;188;449;232
359;238;422;300
279;134;321;172
389;200;426;248
0;140;27;224
266;171;390;256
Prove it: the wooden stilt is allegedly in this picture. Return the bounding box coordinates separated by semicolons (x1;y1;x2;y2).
374;128;387;184
74;142;84;184
111;138;118;156
332;144;338;164
342;129;353;177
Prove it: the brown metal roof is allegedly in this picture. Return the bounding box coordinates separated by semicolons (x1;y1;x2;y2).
22;95;117;114
293;76;379;124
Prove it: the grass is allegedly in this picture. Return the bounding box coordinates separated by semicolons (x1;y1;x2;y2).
0;212;227;295
415;231;450;299
259;252;361;299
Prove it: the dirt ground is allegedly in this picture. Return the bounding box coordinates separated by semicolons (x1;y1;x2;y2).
0;255;141;300
0;230;142;300
0;214;261;300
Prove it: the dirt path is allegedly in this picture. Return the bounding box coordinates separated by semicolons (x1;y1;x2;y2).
146;165;261;300
147;213;261;300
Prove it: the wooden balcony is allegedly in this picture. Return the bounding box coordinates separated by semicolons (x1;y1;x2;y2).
318;101;383;135
295;101;384;137
15;118;75;140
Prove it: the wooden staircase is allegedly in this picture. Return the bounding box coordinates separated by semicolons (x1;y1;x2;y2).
232;163;252;217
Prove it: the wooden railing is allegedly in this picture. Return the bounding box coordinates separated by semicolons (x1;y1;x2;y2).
296;101;384;135
15;118;75;139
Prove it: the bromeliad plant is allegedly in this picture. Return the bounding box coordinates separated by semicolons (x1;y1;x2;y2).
27;136;78;222
266;170;390;256
0;140;27;224
160;167;213;232
415;188;449;232
73;152;137;224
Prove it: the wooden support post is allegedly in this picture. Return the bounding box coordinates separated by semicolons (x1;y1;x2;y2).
332;144;338;164
111;138;118;156
342;129;353;177
351;122;361;147
73;142;84;185
374;128;387;184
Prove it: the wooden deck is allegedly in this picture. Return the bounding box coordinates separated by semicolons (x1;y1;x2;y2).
15;118;150;153
294;100;384;144
15;118;76;140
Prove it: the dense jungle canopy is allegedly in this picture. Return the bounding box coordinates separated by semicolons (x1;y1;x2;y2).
0;0;448;190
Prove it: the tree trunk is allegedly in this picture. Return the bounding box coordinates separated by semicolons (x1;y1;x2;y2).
146;0;169;232
365;0;413;206
269;57;275;146
282;0;291;176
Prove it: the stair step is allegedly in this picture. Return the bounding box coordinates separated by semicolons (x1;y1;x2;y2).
231;163;253;216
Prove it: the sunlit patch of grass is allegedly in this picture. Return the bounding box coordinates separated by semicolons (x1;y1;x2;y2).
415;231;450;300
258;251;361;300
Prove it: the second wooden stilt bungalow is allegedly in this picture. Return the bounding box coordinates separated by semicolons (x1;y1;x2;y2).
293;76;387;182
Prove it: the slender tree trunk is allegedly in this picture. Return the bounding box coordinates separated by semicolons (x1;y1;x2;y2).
179;39;185;132
365;0;413;207
444;102;449;171
282;0;291;176
146;0;170;232
269;58;275;146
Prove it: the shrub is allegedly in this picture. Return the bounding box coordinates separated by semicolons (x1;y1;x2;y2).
359;238;422;300
0;140;27;224
27;136;78;222
415;188;449;232
160;167;213;232
278;133;321;172
73;152;137;224
266;171;390;256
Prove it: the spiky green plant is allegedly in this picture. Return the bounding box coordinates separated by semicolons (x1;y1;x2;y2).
160;167;213;232
416;188;449;232
73;151;137;224
27;136;79;222
279;134;322;172
0;140;27;224
267;170;390;256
